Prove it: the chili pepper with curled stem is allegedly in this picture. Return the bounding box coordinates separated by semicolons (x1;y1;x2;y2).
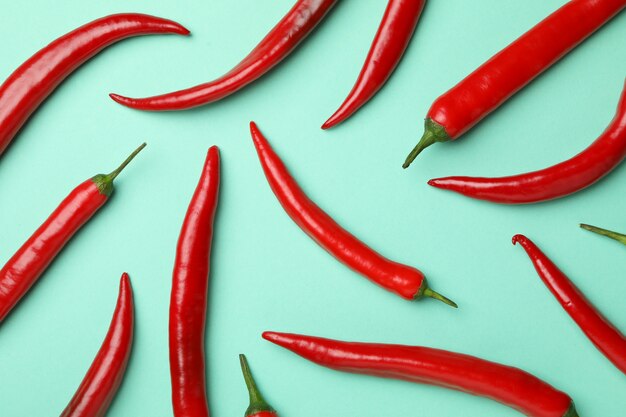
263;332;579;417
427;79;626;204
240;354;278;417
0;14;187;159
514;234;626;375
250;122;455;307
170;147;220;417
580;224;626;246
110;0;338;111
322;0;426;129
61;273;134;417
0;143;145;323
403;0;626;168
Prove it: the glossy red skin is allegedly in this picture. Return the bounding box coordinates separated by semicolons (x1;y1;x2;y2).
428;0;626;139
250;122;424;300
170;147;220;417
110;0;338;111
61;273;134;417
322;0;426;129
0;14;188;157
248;413;278;417
0;179;107;322
429;80;626;204
263;332;576;417
514;235;626;375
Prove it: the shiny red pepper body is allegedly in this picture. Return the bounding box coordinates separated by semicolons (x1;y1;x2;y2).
514;235;626;375
61;273;134;417
170;147;220;417
110;0;338;111
404;0;626;167
428;79;626;204
322;0;426;129
0;14;188;157
263;332;578;417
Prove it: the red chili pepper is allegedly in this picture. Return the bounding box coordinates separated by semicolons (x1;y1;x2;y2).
580;224;626;246
61;273;134;417
513;234;626;375
170;147;220;417
0;14;187;158
240;354;278;417
427;79;626;204
263;332;578;417
0;144;145;322
322;0;426;129
110;0;338;111
250;122;455;306
403;0;626;167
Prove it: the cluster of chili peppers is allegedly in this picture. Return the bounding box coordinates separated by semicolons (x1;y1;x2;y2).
2;1;625;416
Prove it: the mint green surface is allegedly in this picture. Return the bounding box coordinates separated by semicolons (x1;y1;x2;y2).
0;1;625;415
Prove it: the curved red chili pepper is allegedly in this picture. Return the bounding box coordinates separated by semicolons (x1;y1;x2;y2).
427;79;626;204
250;122;455;306
0;144;145;323
263;332;578;417
110;0;338;111
580;223;626;246
403;0;626;167
170;147;220;417
61;273;134;417
240;355;278;417
0;15;188;158
322;0;426;129
513;234;626;375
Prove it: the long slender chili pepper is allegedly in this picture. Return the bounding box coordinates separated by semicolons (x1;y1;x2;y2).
322;0;426;129
0;144;145;323
263;332;578;417
580;224;626;246
61;273;134;417
239;355;278;417
514;234;626;375
427;79;626;204
250;122;455;306
403;0;626;167
170;147;220;417
110;0;338;111
0;14;187;158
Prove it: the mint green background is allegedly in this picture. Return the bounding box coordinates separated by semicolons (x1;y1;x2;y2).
0;1;624;416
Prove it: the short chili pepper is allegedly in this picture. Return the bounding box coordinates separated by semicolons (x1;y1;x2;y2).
403;0;626;167
514;234;626;375
322;0;426;129
61;273;134;417
0;14;187;158
263;332;579;417
170;147;220;417
427;79;626;204
250;122;455;306
240;354;278;417
580;224;626;246
110;0;338;111
0;143;145;323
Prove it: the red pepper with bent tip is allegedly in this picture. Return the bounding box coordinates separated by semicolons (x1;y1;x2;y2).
0;14;188;158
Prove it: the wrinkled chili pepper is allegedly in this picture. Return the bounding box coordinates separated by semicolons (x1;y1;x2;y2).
0;14;187;158
240;354;278;417
170;147;220;417
110;0;338;111
403;0;626;167
250;122;455;306
322;0;426;129
580;224;626;246
0;144;145;323
514;234;626;375
61;273;134;417
427;79;626;204
263;332;579;417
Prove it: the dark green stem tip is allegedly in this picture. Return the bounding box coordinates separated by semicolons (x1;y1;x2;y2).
403;119;451;169
93;143;147;196
580;223;626;246
240;354;275;417
422;288;458;308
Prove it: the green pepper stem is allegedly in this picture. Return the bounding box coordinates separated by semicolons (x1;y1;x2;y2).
403;119;451;169
423;288;458;308
580;224;626;246
107;142;147;181
240;354;275;416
